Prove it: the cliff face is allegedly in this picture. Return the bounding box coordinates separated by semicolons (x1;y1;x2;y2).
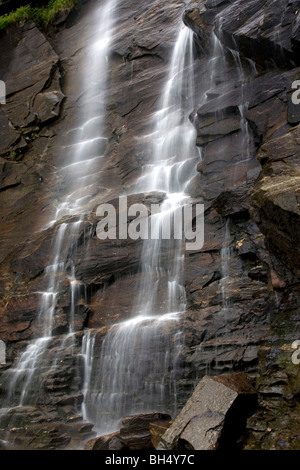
0;0;300;450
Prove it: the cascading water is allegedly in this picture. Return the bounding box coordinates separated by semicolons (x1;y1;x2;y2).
0;0;118;439
187;14;259;376
228;43;257;163
220;219;232;311
81;24;200;434
0;0;261;448
202;18;257;314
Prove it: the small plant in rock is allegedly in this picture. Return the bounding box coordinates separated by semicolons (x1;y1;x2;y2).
9;149;17;160
0;0;79;32
0;5;31;31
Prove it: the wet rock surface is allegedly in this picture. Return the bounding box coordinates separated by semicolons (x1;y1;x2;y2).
85;431;126;451
250;124;300;279
157;373;257;450
119;412;173;450
85;412;173;450
0;0;299;450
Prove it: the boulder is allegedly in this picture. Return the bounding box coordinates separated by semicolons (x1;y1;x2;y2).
85;414;174;450
150;419;174;448
157;373;257;450
119;412;173;450
85;431;126;451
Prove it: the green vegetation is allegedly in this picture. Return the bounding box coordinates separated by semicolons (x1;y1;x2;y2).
8;149;17;160
0;0;78;32
0;5;31;30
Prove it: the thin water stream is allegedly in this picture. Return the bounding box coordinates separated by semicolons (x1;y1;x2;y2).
81;24;200;434
0;0;118;435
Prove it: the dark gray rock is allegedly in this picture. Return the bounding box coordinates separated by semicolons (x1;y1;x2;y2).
157;373;257;450
85;431;126;450
217;0;299;66
194;107;242;145
120;412;173;450
213;167;260;217
250;124;300;279
205;0;230;8
291;11;300;51
2;21;63;131
183;7;210;55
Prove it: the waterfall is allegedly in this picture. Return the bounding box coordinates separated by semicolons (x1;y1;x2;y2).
81;24;199;434
0;0;260;446
220;219;232;311
200;20;257;316
0;0;118;426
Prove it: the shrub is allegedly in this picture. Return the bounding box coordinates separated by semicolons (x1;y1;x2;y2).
0;5;31;31
0;0;78;32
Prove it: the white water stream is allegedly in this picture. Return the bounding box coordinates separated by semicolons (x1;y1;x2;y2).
0;0;259;445
81;25;200;434
0;0;118;422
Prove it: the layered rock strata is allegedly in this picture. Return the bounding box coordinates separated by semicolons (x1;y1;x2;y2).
0;0;299;450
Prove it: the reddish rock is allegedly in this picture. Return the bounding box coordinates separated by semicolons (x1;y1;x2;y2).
85;431;126;450
150;420;174;448
120;412;173;450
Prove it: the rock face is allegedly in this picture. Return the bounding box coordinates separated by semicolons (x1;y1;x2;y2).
216;0;300;67
85;431;126;451
0;0;299;451
250;126;300;279
157;373;257;450
85;412;172;450
119;413;172;450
